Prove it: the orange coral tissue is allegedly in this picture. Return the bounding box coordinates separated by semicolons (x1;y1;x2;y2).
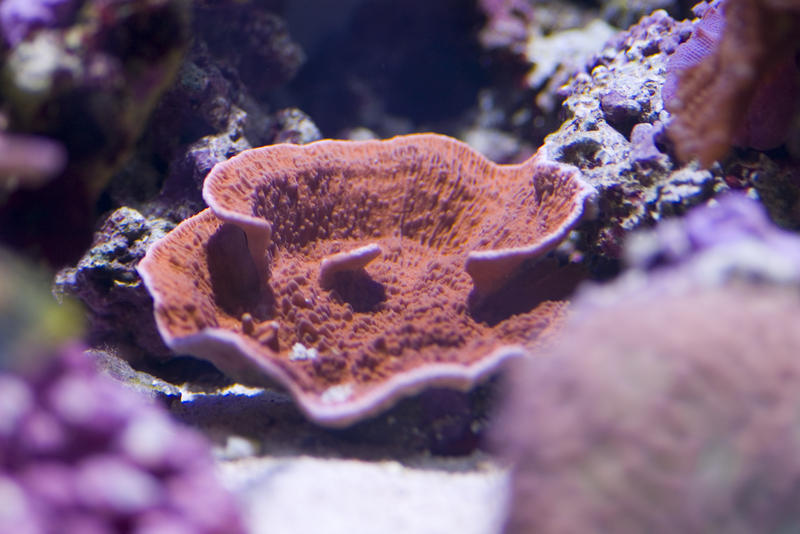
137;133;595;426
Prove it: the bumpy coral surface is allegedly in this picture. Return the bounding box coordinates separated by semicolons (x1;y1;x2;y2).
0;344;244;534
495;283;800;534
665;0;800;166
138;133;595;426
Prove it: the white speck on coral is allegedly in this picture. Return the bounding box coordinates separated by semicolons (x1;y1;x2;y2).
289;343;318;361
321;383;354;404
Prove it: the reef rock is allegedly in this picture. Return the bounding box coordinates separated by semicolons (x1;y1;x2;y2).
0;0;190;265
54;207;175;359
541;10;725;266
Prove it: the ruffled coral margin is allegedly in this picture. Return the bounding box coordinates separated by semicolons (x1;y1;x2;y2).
138;133;595;427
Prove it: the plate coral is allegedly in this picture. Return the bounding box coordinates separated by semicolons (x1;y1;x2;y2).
138;133;595;426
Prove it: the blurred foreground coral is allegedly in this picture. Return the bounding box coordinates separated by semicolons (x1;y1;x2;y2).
494;194;800;533
0;250;245;533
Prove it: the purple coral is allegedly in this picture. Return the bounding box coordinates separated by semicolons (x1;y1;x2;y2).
661;2;724;105
495;192;800;531
0;344;245;534
625;193;800;274
664;0;800;157
733;55;799;150
0;0;77;46
494;283;800;533
629;122;667;164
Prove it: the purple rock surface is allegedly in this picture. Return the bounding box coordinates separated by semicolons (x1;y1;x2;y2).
541;9;719;266
625;192;800;274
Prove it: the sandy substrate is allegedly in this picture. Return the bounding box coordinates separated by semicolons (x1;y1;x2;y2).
218;455;509;534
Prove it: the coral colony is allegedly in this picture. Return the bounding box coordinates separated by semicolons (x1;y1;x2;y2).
493;194;800;533
495;283;800;534
4;0;800;531
494;197;800;533
138;133;595;426
664;0;800;166
0;250;244;533
0;345;245;534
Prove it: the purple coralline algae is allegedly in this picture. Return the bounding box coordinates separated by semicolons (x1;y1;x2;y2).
625;192;800;274
581;193;800;309
0;0;78;47
537;9;747;268
0;344;245;534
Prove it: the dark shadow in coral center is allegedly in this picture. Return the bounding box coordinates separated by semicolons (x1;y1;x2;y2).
327;269;387;313
468;257;588;326
207;223;271;315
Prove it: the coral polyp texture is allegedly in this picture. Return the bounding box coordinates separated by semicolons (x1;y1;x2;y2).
138;133;595;426
495;283;800;534
664;0;800;166
0;344;244;534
